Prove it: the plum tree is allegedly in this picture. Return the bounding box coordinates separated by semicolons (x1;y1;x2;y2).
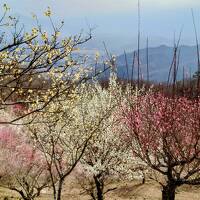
0;124;49;200
0;5;109;125
121;93;200;200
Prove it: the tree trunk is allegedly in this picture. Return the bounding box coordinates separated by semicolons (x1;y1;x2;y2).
56;178;64;200
162;183;176;200
94;176;104;200
18;191;30;200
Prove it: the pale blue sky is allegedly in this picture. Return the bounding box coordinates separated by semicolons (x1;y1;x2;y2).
2;0;200;53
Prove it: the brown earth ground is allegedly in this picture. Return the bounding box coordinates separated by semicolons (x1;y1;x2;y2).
0;175;200;200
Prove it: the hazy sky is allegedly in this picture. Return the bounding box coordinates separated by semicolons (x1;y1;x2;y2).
3;0;200;53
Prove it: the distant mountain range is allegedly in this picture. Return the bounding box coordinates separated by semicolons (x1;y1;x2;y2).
115;45;199;82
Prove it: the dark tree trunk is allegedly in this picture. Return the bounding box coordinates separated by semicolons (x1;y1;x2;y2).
11;189;29;200
162;183;176;200
94;175;104;200
18;191;29;200
142;177;145;184
56;178;64;200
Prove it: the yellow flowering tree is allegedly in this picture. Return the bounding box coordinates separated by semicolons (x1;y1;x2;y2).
0;5;105;124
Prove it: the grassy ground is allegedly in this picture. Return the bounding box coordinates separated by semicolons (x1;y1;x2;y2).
0;176;200;200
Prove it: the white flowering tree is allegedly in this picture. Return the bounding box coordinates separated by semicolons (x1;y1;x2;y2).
73;75;146;200
28;74;118;200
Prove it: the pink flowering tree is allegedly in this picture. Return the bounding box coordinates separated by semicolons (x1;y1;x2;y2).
120;93;200;200
0;126;50;200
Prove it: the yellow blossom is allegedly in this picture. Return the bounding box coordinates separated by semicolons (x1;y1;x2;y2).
44;7;52;17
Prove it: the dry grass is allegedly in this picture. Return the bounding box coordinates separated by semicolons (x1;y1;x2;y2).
1;174;200;200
